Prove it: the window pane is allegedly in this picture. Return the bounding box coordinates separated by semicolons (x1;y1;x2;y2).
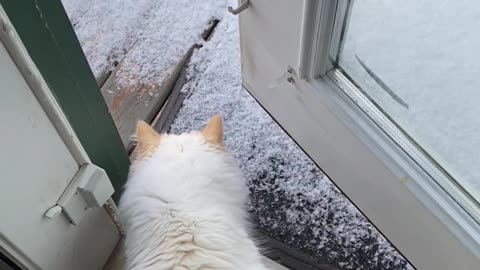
339;1;480;203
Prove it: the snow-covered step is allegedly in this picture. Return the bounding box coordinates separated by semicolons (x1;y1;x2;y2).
61;0;226;150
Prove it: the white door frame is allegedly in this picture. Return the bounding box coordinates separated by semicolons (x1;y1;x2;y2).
0;6;120;269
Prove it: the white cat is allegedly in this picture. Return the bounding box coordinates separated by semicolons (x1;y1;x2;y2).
119;115;270;270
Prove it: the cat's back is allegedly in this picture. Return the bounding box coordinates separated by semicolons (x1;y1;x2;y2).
120;195;267;270
119;117;269;270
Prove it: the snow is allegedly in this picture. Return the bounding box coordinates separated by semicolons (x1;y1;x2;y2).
340;0;480;201
63;0;412;269
62;0;155;79
62;0;227;87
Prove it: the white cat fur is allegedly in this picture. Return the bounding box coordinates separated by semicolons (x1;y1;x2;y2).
119;121;270;270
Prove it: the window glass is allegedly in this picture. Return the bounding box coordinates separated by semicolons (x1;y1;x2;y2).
339;0;480;203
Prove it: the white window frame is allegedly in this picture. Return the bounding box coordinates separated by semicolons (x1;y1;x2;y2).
238;0;480;269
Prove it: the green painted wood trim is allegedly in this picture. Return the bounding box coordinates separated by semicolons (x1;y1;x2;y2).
0;0;129;202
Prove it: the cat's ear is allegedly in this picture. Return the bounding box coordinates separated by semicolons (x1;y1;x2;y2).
136;120;160;146
202;114;223;145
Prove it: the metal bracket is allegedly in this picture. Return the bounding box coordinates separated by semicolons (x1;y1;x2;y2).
228;0;249;15
45;164;114;225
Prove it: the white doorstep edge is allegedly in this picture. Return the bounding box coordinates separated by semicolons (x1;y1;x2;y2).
263;257;290;270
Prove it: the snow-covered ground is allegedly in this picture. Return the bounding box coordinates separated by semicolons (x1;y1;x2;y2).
62;0;226;87
341;0;480;202
63;0;412;269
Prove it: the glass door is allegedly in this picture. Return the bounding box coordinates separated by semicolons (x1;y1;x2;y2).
330;0;480;223
238;0;480;268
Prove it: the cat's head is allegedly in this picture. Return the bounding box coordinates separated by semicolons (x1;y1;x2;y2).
133;114;224;161
126;115;246;206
